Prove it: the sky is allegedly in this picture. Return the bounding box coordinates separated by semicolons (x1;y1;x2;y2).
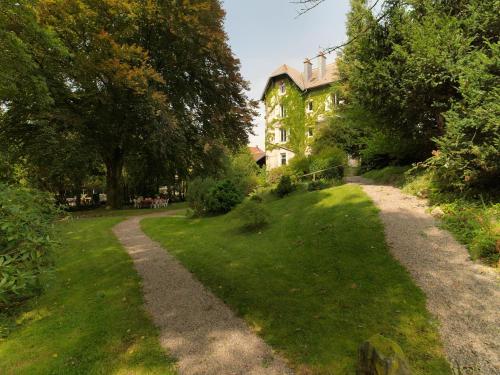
222;0;351;149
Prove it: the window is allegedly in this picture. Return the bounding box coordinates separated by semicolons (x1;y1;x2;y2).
279;104;286;118
325;95;332;111
307;100;313;112
279;81;286;94
308;127;314;137
280;153;287;166
280;128;287;143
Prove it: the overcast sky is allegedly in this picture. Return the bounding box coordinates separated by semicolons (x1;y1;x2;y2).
222;0;351;149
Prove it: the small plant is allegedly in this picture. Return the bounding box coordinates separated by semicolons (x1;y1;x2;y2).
186;177;216;216
235;200;271;231
307;179;331;191
275;175;294;198
205;179;243;214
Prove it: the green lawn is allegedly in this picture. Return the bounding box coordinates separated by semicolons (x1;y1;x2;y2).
142;185;451;374
0;216;177;375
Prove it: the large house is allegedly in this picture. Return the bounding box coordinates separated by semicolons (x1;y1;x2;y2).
261;53;340;170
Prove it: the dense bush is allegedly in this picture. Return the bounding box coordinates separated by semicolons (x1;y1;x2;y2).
275;175;294;198
428;43;500;194
225;148;262;195
186;177;216;216
288;156;310;177
205;179;243;214
266;165;292;185
309;146;346;180
0;184;58;307
307;179;331;191
234;200;271;231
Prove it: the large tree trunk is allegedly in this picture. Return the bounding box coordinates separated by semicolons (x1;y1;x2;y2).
105;149;124;209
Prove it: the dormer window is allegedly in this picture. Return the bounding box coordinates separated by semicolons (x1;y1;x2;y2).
279;81;286;94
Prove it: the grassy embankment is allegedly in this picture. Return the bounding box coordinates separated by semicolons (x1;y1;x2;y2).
142;184;451;374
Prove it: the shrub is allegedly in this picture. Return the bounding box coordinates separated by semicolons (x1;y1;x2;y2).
205;180;243;214
275;175;294;198
234;200;271;231
186;177;216;216
226;148;261;195
307;179;331;191
266;165;292;185
0;184;58;307
289;156;310;177
310;146;346;180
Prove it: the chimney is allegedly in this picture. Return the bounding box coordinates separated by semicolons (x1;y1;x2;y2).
304;58;312;82
318;52;327;79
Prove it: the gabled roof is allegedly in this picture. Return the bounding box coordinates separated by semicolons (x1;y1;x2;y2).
248;146;265;161
261;61;338;100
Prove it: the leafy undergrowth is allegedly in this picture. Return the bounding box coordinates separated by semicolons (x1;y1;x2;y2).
363;167;500;265
0;217;176;375
362;166;411;186
142;185;451;374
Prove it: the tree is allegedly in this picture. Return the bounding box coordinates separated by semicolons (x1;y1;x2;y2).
1;0;255;208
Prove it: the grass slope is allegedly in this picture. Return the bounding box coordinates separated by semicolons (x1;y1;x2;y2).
142;185;451;374
0;217;176;375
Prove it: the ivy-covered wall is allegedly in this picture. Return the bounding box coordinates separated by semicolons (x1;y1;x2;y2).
264;78;337;157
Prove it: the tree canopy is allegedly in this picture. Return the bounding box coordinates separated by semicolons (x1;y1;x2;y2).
0;0;256;207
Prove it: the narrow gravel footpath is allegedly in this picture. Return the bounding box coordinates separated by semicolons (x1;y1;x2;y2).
113;211;292;375
347;177;500;374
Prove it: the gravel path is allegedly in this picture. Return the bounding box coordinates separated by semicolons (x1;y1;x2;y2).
347;177;500;374
113;211;292;375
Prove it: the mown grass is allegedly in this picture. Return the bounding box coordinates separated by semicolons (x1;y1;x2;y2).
142;185;451;374
363;167;500;265
0;217;176;375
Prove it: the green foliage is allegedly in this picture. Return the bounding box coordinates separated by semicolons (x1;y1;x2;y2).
336;0;498;193
205;180;243;214
266;165;292;185
309;146;347;179
0;184;58;307
312;113;367;158
234;200;271;232
363;166;412;187
186;177;216;216
0;0;255;208
275;175;294;198
225;148;261;195
439;202;499;264
428;42;500;193
288;155;311;177
307;179;331;191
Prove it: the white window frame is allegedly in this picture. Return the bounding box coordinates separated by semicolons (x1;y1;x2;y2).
279;104;286;118
280;152;287;166
280;128;287;143
307;100;313;112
